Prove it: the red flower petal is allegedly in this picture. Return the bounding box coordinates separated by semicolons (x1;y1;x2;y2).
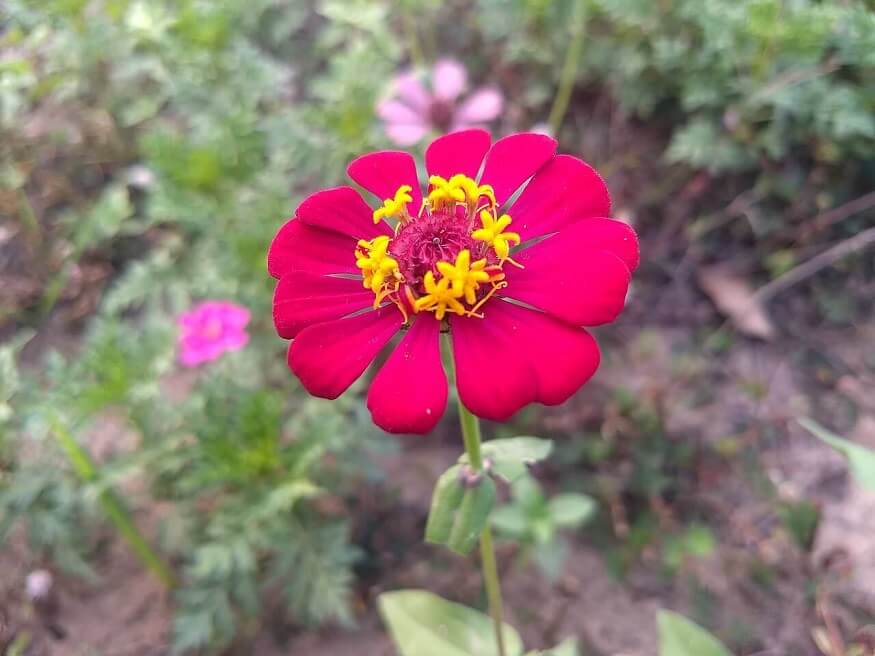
491;300;600;405
479;133;557;205
368;316;447;434
347;150;423;211
425;129;491;180
288;306;403;400
509;155;612;243
296;186;392;240
523;216;639;272
273;272;373;339
582;217;640;272
267;219;358;279
503;245;631;326
452;300;601;420
451;307;537;422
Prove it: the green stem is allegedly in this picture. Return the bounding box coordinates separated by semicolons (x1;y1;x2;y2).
479;525;506;656
51;419;177;589
403;5;425;70
458;400;483;470
17;190;42;244
547;0;586;137
457;401;506;656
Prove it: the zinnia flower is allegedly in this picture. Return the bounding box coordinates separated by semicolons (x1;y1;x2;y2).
268;130;639;434
378;59;503;146
177;300;250;367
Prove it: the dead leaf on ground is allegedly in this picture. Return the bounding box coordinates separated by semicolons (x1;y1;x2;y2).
697;265;776;340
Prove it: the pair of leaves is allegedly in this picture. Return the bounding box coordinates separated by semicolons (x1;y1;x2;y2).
491;476;595;541
427;437;553;555
379;590;576;656
490;476;596;581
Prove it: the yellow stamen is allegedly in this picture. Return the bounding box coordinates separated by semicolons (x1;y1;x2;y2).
427;174;496;212
352;173;524;324
373;185;413;224
472;210;521;261
414;271;466;320
468;280;508;317
435;250;491;305
355;235;401;298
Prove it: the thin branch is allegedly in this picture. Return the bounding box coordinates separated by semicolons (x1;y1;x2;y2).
807;189;875;236
755;225;875;302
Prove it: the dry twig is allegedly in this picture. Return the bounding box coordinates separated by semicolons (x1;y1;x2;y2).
755;225;875;302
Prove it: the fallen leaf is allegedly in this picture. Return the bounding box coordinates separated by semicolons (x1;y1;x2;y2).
697;265;775;340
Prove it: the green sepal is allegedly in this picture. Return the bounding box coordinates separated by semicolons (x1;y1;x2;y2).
425;465;466;546
447;476;496;554
425;465;497;555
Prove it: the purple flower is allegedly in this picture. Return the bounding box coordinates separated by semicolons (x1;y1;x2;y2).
377;59;504;146
177;301;250;367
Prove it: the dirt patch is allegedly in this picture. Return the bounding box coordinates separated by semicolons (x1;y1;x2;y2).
1;531;171;656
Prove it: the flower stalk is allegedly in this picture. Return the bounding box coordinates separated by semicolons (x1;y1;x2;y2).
457;399;507;656
548;0;587;136
51;418;177;589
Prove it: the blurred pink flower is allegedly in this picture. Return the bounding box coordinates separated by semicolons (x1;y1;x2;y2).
377;59;504;146
177;301;250;367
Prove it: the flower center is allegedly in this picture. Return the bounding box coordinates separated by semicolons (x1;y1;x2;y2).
428;99;454;132
390;209;477;295
355;174;521;322
203;319;223;339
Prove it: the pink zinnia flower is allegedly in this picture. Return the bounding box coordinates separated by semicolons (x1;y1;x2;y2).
268;130;639;435
377;59;504;146
177;300;250;367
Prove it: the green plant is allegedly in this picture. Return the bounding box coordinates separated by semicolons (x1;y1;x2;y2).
2;0;411;650
492;474;596;581
661;522;717;574
162;385;378;651
379;576;581;656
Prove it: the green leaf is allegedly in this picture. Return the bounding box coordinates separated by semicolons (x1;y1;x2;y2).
66;184;134;253
526;637;580;655
548;493;596;528
663;524;716;571
777;499;820;551
379;590;524;656
257;479;320;519
658;610;733;656
511;475;547;513
548;637;580;655
461;437;553;483
533;537;568;582
491;505;529;536
683;524;717;557
798;418;875;491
